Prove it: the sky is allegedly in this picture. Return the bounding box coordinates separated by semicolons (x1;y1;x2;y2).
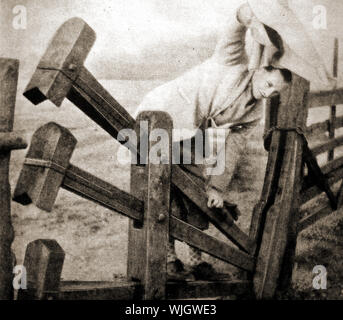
0;0;342;82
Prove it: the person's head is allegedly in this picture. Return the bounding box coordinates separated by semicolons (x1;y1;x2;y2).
251;66;292;100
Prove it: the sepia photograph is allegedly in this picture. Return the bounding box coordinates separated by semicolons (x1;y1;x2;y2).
0;0;343;306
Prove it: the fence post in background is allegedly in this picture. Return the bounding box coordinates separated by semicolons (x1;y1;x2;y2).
328;38;339;161
127;111;172;300
0;58;20;300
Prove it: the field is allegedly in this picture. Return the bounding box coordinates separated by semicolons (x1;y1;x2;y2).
9;77;343;299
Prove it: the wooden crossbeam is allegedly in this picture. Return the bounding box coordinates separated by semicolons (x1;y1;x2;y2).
172;166;255;254
250;96;285;249
301;156;343;204
306;116;343;137
253;75;309;299
43;279;252;300
311;135;343;157
298;200;333;232
0;133;27;151
0;58;20;300
170;217;255;271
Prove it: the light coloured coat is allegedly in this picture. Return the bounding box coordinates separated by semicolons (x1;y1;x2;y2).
135;12;262;142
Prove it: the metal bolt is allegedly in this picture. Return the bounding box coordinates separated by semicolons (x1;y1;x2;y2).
158;214;166;222
68;63;77;71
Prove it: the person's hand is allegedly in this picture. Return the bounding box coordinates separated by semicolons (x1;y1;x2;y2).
237;3;254;26
237;3;273;47
207;188;224;209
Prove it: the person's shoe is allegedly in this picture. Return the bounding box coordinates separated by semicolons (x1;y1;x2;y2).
167;259;194;282
190;262;231;281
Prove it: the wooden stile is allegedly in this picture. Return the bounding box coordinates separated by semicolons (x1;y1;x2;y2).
253;75;309;299
14;17;343;301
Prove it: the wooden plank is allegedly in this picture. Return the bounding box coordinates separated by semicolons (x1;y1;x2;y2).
68;67;136;147
127;111;172;300
311;135;343;156
306;119;329;136
298;200;333;232
308;87;343;108
250;96;285;249
53;280;252;300
253;75;309;299
306;116;343;137
170;217;255;271
17;239;65;300
0;133;27;151
63;164;144;222
142;112;172;300
301;166;343;204
172;165;255;254
0;58;19;300
254;134;302;298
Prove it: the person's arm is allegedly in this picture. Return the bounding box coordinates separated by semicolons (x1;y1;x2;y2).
213;3;275;67
212;6;248;66
206;122;259;208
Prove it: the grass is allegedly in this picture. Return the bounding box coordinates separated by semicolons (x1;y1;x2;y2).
9;77;343;299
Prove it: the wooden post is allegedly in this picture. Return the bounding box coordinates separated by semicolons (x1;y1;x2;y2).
127;111;172;300
0;58;19;300
328;38;339;161
253;75;310;299
17;239;65;300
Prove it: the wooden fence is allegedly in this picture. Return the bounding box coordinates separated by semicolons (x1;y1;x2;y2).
0;19;341;300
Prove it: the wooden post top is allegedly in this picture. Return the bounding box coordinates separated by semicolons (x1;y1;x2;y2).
24;18;96;106
13;122;77;211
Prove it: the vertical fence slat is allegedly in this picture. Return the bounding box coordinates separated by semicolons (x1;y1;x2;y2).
0;58;19;300
127;111;172;300
17;239;65;300
328;38;339;161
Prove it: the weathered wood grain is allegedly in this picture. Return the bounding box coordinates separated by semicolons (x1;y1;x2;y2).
0;58;19;300
17;239;65;300
0;133;27;151
170;217;255;271
253;75;309;299
127;111;172;300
